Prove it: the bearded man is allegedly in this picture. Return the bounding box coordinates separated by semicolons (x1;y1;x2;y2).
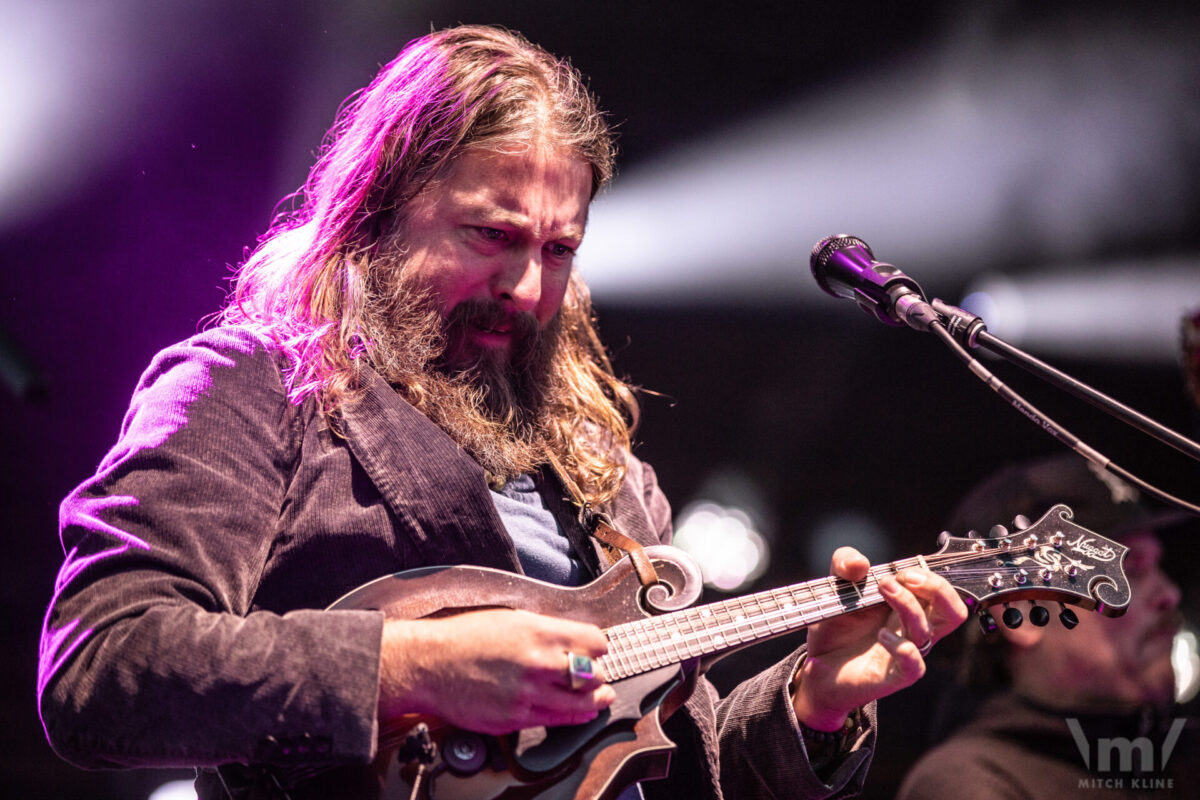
38;25;965;800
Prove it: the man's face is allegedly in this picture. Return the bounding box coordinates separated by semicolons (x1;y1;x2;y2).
392;146;592;369
1026;530;1182;708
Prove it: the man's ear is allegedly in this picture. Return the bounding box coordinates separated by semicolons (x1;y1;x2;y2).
995;602;1047;650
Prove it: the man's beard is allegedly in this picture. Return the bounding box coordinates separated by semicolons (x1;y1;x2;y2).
438;296;554;425
360;268;563;480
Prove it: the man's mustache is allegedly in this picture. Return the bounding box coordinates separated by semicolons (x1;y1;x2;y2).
454;299;539;337
440;298;543;369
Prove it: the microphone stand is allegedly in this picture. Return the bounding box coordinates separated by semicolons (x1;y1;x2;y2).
919;298;1200;515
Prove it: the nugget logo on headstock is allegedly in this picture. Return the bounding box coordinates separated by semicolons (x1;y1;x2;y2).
1065;534;1118;563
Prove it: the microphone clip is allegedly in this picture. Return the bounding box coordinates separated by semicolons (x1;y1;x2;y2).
930;299;987;347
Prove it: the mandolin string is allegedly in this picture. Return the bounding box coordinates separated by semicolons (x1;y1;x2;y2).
600;543;1097;677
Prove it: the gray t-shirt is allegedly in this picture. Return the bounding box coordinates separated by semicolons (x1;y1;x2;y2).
491;473;586;586
491;474;644;800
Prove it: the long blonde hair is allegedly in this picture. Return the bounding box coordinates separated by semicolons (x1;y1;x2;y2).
220;25;636;507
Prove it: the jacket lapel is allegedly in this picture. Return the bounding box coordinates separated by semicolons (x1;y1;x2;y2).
337;368;520;572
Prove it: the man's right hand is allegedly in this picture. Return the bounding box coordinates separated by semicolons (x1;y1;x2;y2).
377;609;614;734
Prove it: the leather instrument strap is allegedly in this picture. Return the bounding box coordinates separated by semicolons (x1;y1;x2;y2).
590;515;660;588
547;455;660;589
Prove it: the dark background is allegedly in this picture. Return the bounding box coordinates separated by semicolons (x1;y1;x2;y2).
3;2;1199;796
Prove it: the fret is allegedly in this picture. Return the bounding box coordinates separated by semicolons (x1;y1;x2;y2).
732;596;757;644
744;594;772;639
625;622;653;673
768;585;807;635
731;594;758;642
645;614;674;669
802;577;831;622
708;599;735;649
696;605;718;652
679;607;705;660
861;569;881;605
732;596;756;643
658;614;688;664
758;590;786;634
640;621;665;668
711;599;738;649
830;578;853;617
615;623;646;677
640;615;664;667
614;618;643;676
752;590;779;635
782;585;810;628
604;626;633;680
747;595;767;631
763;588;792;634
778;585;806;627
617;625;643;678
873;562;898;590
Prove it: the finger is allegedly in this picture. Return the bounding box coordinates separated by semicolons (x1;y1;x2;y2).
563;622;610;655
531;684;616;727
539;616;609;659
559;651;607;690
896;569;969;638
878;574;931;649
877;629;927;683
830;546;870;581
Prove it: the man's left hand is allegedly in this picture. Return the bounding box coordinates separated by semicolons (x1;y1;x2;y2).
791;547;968;731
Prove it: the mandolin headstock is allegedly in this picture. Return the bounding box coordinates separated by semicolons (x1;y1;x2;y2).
931;503;1132;620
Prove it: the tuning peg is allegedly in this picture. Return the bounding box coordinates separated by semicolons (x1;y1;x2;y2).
1011;514;1031;531
1058;604;1079;630
966;529;982;539
977;609;998;635
1002;604;1023;629
1029;604;1050;627
988;524;1009;539
937;531;950;547
441;730;486;772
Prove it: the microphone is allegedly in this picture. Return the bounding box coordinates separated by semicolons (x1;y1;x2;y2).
809;234;939;331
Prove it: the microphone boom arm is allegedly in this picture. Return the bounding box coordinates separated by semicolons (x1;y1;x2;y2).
925;310;1200;515
930;298;1200;464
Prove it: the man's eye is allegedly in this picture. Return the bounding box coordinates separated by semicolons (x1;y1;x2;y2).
548;243;576;259
478;227;507;242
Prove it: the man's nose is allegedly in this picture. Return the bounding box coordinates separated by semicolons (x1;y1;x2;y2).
494;253;542;313
1149;567;1183;613
1159;576;1183;613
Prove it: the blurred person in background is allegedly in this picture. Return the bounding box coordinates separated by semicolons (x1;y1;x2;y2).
898;453;1198;799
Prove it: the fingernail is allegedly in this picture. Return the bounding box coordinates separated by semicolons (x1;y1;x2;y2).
900;570;926;587
879;629;902;646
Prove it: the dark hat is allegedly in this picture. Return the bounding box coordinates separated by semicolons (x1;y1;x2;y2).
946;453;1193;541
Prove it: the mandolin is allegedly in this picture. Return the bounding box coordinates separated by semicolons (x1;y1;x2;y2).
258;504;1131;799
